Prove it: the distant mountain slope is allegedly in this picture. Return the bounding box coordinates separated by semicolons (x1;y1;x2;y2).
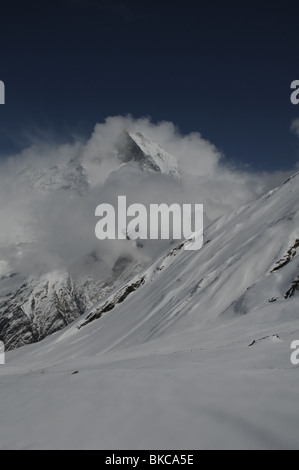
0;131;179;350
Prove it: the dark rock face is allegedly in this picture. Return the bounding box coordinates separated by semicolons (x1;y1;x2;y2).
285;276;299;299
78;275;146;330
271;239;299;273
0;274;83;350
0;254;143;351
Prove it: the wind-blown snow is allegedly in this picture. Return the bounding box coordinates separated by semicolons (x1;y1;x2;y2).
1;172;299;449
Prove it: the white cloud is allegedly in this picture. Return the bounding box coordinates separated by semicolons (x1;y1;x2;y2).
0;115;296;277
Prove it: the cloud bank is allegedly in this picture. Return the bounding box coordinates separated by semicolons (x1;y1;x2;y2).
0;115;296;277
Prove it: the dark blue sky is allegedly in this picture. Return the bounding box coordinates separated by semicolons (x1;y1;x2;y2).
0;0;299;170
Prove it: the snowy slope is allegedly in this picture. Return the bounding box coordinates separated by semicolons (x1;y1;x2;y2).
1;173;299;449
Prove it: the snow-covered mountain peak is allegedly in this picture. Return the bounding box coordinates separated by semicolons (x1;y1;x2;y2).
117;131;180;179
